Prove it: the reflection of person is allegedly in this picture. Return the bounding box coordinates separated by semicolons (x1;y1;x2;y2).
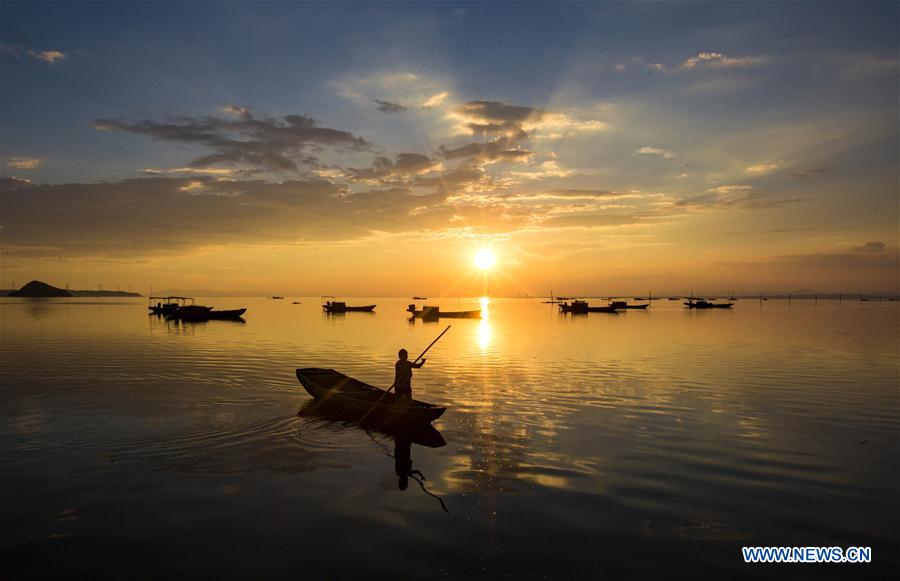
394;437;422;491
394;349;424;401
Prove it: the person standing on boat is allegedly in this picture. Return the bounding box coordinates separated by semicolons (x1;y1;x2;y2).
394;349;425;402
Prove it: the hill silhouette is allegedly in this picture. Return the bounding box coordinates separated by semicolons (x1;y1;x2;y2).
8;280;72;297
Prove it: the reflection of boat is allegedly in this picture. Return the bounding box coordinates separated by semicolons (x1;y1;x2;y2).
296;368;444;425
684;298;733;309
321;296;375;313
407;304;481;319
609;300;649;310
148;296;195;315
168;306;247;321
297;401;446;448
559;300;617;314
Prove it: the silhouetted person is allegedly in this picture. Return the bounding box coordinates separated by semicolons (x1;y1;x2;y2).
394;348;424;402
394;436;423;490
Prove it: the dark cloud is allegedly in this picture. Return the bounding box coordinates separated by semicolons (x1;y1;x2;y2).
0;176;33;189
457;101;546;125
94;108;371;173
345;153;438;182
435;100;550;167
774;246;898;270
852;241;886;253
373;99;407;113
0;174;642;257
792;166;835;179
677;191;809;209
438;138;531;163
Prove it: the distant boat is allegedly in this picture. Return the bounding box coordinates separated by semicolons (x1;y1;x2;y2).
668;297;680;301
684;298;733;309
407;304;481;319
609;300;649;310
270;296;284;300
412;296;428;300
322;297;375;313
291;301;301;304
296;368;444;426
559;300;617;314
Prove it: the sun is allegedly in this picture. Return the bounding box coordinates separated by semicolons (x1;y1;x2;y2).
474;249;496;270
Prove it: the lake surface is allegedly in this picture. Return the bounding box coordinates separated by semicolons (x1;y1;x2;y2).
1;297;897;579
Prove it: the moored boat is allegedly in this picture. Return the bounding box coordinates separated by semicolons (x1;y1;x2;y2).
296;368;445;425
168;305;246;321
559;300;618;314
322;297;376;313
684;298;733;309
609;300;649;310
148;296;195;315
407;304;481;319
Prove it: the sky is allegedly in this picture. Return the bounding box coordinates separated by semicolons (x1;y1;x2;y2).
1;1;897;296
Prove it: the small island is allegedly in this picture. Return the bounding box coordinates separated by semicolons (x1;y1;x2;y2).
2;280;141;298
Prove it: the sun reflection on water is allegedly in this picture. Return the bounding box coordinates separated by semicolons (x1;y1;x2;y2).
476;297;492;351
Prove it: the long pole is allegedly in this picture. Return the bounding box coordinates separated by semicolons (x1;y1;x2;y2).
359;325;451;423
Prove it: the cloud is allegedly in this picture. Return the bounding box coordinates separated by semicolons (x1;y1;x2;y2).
422;91;450;109
0;176;32;188
677;186;809;210
635;146;676;159
438;139;531;164
4;157;43;169
792;166;835;179
774;243;897;270
746;162;781;175
836;54;899;79
141;167;236;176
2;45;66;64
0;173;660;257
95;108;371;172
852;241;886;253
345;153;440;182
373;99;407;113
680;52;767;70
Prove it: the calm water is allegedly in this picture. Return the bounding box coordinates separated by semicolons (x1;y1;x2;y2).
1;297;897;579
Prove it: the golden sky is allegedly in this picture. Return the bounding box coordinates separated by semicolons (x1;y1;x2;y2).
1;3;897;295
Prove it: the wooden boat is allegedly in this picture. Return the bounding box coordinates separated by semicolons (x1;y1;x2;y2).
684;299;733;309
322;297;376;313
207;308;247;320
558;300;618;314
407;304;481;319
168;305;246;321
296;368;445;425
559;300;589;314
609;300;649;310
148;296;195;315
